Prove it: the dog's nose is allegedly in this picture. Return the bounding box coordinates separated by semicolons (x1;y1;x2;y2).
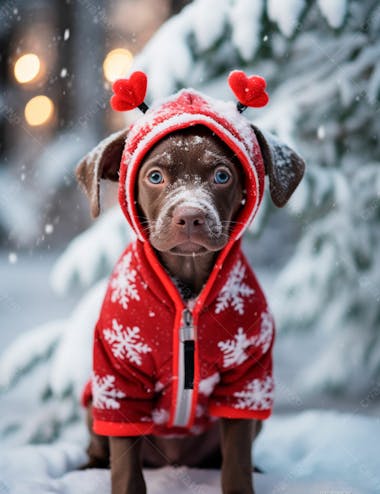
172;206;206;233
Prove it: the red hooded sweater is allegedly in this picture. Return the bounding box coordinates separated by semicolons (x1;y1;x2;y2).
82;88;275;437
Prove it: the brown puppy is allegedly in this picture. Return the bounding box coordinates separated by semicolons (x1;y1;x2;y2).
77;123;304;494
111;137;255;494
82;127;257;494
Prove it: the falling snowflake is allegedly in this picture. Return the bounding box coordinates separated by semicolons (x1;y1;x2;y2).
92;373;126;410
256;311;274;353
234;376;274;410
218;328;256;367
215;260;254;315
103;319;152;365
110;252;140;309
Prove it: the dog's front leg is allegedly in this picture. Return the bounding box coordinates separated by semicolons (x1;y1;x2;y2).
110;436;146;494
220;418;256;494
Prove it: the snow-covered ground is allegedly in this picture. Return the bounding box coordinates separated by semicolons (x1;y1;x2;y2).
1;412;379;493
1;251;380;493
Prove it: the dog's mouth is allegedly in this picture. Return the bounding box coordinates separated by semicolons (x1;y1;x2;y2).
151;228;229;256
169;241;209;256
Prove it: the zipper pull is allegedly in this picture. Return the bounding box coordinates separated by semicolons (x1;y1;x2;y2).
180;308;195;342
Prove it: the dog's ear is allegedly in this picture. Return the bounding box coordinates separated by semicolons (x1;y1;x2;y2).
76;129;128;217
251;125;305;207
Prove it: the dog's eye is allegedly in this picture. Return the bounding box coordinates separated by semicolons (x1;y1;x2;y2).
148;171;164;184
214;169;231;185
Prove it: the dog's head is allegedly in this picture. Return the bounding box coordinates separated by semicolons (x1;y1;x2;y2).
76;89;305;256
135;125;245;255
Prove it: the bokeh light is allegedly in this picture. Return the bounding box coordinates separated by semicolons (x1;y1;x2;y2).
103;48;134;82
24;95;54;126
14;53;41;83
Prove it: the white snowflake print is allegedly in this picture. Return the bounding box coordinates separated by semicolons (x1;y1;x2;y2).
198;372;220;396
154;381;165;393
92;373;126;410
256;311;274;353
103;319;152;365
152;408;169;425
215;260;254;315
234;376;274;410
218;327;255;368
110;252;140;309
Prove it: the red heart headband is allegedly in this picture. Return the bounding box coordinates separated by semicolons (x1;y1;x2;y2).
227;70;269;112
110;70;268;114
110;71;149;113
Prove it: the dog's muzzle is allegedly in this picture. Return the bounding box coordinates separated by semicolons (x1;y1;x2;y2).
155;186;222;238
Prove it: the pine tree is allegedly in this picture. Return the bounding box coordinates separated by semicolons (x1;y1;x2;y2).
133;0;379;393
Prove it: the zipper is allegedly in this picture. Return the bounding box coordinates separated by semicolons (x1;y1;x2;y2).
172;308;196;427
181;308;195;389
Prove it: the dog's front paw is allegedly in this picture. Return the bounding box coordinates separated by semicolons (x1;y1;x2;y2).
223;487;254;494
221;471;254;494
112;472;146;494
222;486;254;494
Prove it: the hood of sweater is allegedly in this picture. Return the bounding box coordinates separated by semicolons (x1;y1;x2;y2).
118;88;266;250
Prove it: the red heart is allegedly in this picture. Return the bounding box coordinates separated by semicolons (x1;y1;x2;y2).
110;71;148;111
228;70;269;108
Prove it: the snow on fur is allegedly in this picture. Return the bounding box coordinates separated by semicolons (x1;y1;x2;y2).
155;186;222;238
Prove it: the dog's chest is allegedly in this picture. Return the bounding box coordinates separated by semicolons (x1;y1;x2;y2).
90;238;273;435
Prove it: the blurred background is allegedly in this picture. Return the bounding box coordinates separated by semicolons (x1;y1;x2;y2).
0;0;190;249
1;1;380;490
